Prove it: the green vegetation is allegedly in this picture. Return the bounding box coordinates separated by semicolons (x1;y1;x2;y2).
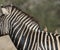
0;0;60;32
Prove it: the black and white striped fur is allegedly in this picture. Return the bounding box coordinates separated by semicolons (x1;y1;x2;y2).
1;5;60;50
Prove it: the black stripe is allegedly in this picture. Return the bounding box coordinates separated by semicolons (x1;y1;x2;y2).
29;29;35;50
49;33;53;50
22;23;36;50
22;20;32;35
31;26;38;50
14;18;31;46
9;12;22;36
10;10;20;25
42;32;46;50
12;13;25;30
10;13;25;38
8;8;17;21
47;35;49;50
53;34;58;50
11;11;22;26
22;24;32;50
25;25;35;49
8;8;17;35
18;21;32;49
12;15;28;41
9;10;19;35
32;27;38;50
17;22;34;50
25;28;32;50
39;31;43;50
29;25;37;50
24;22;34;38
12;13;25;28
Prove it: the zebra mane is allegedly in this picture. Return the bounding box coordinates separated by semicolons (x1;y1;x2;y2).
11;5;40;25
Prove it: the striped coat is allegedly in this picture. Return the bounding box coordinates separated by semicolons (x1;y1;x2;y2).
0;5;60;50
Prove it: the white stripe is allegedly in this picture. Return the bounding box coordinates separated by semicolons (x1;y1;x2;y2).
21;20;32;36
23;24;35;50
38;29;40;47
16;20;32;47
27;24;37;50
41;31;45;50
48;36;51;50
6;13;11;20
13;13;25;27
11;11;22;25
13;16;27;37
23;24;38;50
56;35;60;50
50;33;56;50
7;8;16;20
13;15;27;33
34;43;37;50
14;18;30;42
17;20;31;46
11;14;25;37
15;13;25;21
17;20;33;47
45;32;47;50
23;21;34;36
31;26;38;50
37;29;41;50
9;10;19;22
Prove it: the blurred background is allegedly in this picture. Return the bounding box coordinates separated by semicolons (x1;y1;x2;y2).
0;0;60;33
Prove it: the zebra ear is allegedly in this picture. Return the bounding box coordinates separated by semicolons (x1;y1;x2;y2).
0;4;3;8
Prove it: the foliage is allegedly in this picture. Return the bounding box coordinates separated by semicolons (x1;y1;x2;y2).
0;0;60;32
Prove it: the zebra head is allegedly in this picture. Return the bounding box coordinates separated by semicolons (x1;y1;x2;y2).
1;4;13;15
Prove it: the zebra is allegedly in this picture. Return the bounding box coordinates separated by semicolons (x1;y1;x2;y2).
0;4;60;50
